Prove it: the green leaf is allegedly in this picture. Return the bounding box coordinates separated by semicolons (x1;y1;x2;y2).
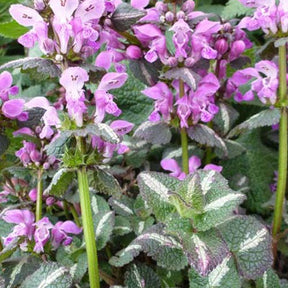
129;59;161;86
45;131;73;157
110;225;188;270
108;196;134;217
221;130;278;214
0;57;61;79
188;256;241;288
124;264;162;288
69;253;88;283
256;269;280;288
91;195;115;250
215;140;246;159
198;4;224;15
137;172;179;221
44;168;75;197
112;65;153;125
20;262;73;288
0;134;10;156
219;216;273;279
187;124;227;153
163;68;200;90
72;123;119;144
0;21;29;39
213;103;239;135
165;30;176;55
89;167;122;198
171;170;246;231
114;216;133;236
17;108;46;129
221;0;253;20
3;256;41;288
227;109;281;138
182;229;230;277
134;121;172;145
169;173;205;218
111;3;146;32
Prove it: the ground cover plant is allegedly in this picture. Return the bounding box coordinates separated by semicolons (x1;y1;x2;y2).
0;0;288;287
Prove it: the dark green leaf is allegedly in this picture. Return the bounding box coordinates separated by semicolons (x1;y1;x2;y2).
44;168;75;197
134;121;172;145
111;3;146;32
0;134;10;156
0;21;29;39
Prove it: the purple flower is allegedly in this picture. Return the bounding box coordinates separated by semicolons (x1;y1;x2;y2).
2;99;25;120
142;82;173;122
94;72;127;123
161;156;201;180
0;71;18;101
33;217;53;253
60;67;89;127
2;209;35;247
15;141;42;166
51;221;82;249
229;60;278;104
9;4;43;27
170;19;192;59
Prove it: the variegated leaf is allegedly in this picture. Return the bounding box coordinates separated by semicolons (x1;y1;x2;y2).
191;170;246;231
133;121;172;145
256;269;280;288
219;216;273;279
110;225;188;270
188;256;241;288
183;229;230;276
91;195;115;250
124;264;161;288
137;172;179;221
20;262;72;288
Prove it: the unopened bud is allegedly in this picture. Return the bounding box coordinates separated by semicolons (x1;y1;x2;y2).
182;0;195;13
165;11;174;22
231;40;246;58
30;150;41;163
55;54;63;62
215;38;229;55
34;0;45;11
177;11;186;20
126;45;143;59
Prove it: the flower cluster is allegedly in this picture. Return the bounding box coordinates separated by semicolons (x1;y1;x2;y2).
161;155;222;180
2;209;81;253
227;60;279;104
238;0;288;34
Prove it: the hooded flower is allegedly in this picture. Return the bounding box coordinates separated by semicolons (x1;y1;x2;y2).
94;72;127;123
51;220;82;249
33;217;54;253
2;209;35;247
142;82;173;122
60;67;89;127
0;71;18;101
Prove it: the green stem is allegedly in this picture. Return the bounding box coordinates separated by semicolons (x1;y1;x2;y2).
69;203;81;227
36;169;43;222
272;45;288;254
179;79;189;174
77;137;100;288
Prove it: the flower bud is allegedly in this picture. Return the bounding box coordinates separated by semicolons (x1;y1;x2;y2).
177;11;186;20
167;57;178;67
30;150;41;163
34;0;45;11
184;57;196;67
215;38;229;55
43;162;50;170
46;197;56;206
231;40;246;58
155;2;167;13
165;11;174;22
182;0;195;13
126;45;142;59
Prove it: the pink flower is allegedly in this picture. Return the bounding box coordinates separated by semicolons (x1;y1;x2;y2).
2;209;35;247
0;71;18;101
33;217;53;253
51;221;82;249
60;67;89;127
2;99;25;120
